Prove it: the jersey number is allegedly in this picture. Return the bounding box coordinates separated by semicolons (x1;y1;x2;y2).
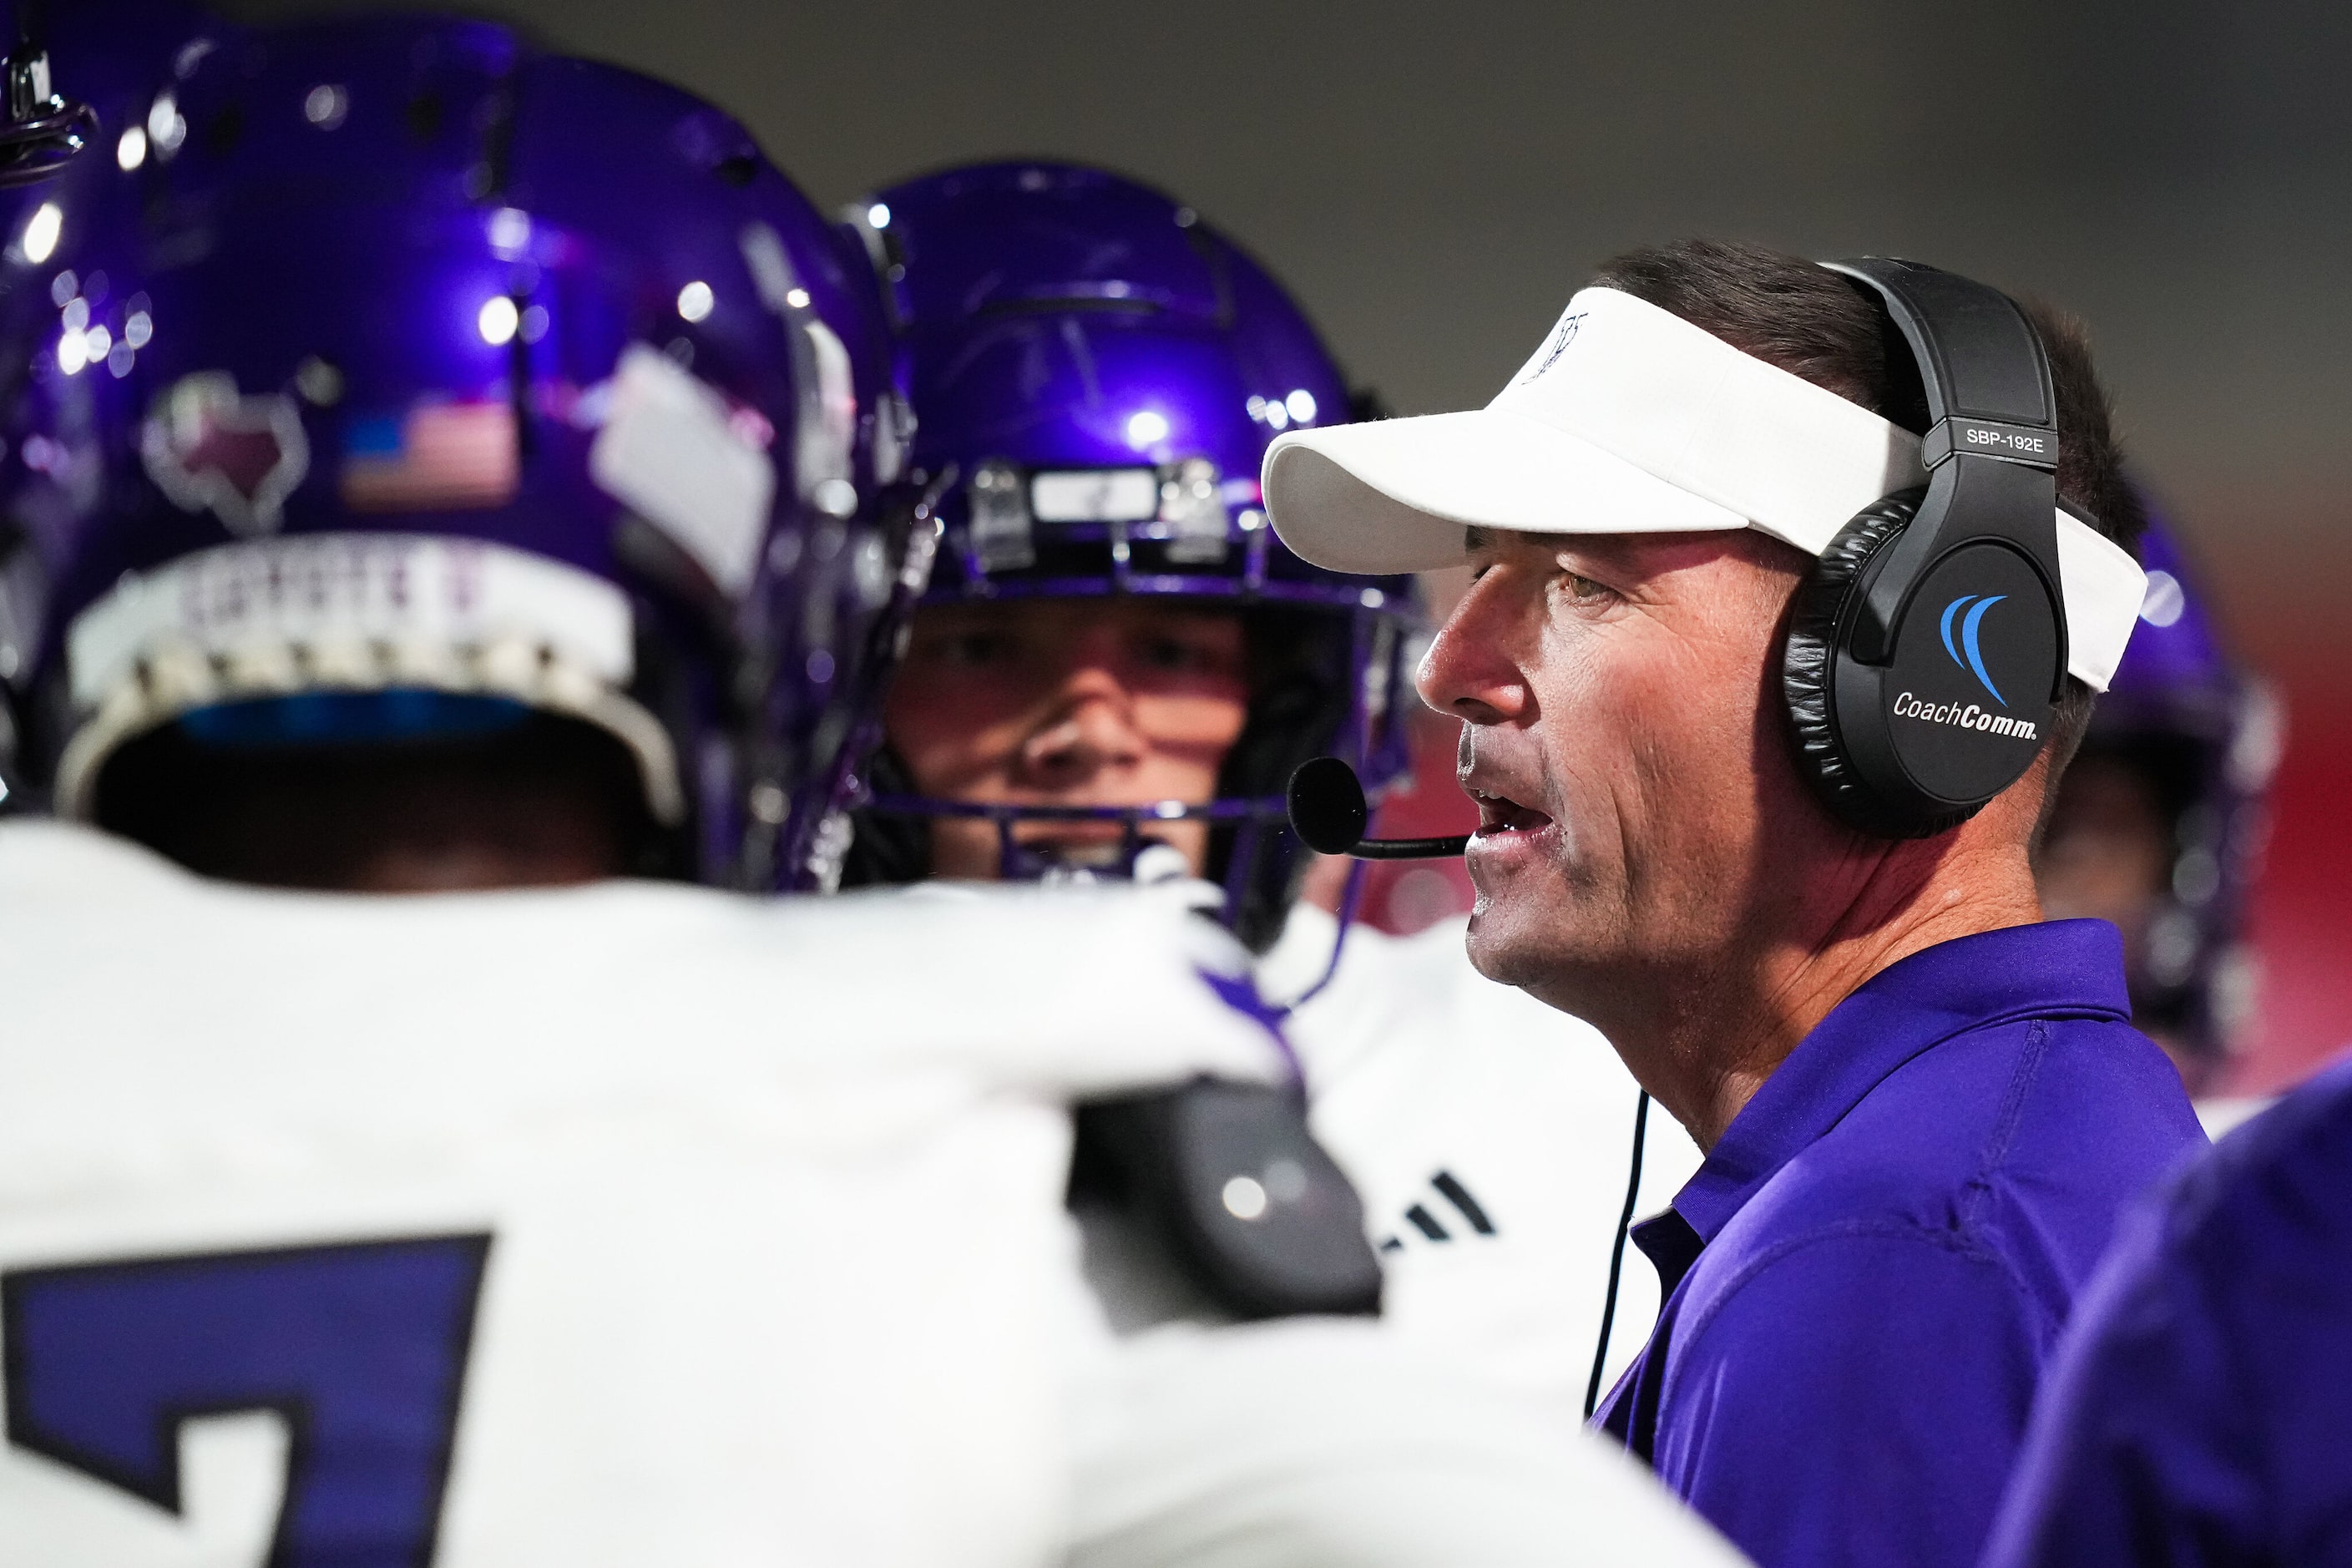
3;1234;493;1567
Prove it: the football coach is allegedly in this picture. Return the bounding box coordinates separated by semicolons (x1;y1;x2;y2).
1259;240;2207;1568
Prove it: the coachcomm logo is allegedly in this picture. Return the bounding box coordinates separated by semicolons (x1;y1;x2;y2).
1891;691;2038;741
1889;593;2040;741
1939;594;2008;706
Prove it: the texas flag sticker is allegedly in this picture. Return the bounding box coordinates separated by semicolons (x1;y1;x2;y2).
139;372;311;537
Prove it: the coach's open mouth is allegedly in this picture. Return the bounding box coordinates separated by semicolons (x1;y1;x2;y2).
1469;789;1553;837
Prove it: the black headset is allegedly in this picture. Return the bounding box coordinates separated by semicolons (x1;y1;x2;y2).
1781;257;2071;839
1293;258;2086;1414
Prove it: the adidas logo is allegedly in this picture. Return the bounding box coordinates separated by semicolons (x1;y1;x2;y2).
1378;1170;1495;1252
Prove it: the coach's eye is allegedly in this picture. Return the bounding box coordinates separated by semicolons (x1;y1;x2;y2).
1554;569;1613;604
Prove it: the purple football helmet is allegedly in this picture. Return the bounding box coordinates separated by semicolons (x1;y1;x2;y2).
0;15;903;888
2083;511;2282;1066
837;161;1416;951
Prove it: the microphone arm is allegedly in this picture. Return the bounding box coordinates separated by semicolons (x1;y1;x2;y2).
1342;832;1472;860
1286;756;1469;861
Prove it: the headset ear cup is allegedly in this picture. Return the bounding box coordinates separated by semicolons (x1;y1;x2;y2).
1782;488;1976;840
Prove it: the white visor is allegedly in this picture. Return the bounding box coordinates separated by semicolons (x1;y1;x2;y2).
57;534;684;823
1262;286;2147;692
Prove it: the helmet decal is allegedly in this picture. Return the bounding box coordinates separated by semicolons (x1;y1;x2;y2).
339;401;520;513
587;345;776;598
139;373;311;536
55;533;676;822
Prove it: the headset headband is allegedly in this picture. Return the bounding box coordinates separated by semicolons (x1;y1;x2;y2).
1823;258;2068;701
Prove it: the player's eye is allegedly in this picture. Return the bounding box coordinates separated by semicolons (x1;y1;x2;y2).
1138;634;1219;673
928;630;1020;667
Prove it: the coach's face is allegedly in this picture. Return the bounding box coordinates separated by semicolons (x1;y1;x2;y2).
1416;527;1821;1012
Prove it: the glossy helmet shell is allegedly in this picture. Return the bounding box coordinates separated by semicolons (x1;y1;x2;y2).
841;160;1415;950
39;0;210;145
0;16;898;888
2085;510;2281;1064
0;0;120;188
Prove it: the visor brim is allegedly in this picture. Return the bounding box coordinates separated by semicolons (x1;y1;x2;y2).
1262;407;1748;575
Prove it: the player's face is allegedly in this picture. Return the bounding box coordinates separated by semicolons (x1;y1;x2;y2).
1415;527;1824;1014
883;598;1250;878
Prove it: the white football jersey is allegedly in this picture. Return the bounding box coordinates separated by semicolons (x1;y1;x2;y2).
0;824;1748;1568
1065;1318;1743;1567
1270;906;1707;1409
0;822;1273;1567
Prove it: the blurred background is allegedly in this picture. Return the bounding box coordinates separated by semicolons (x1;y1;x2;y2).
215;0;2352;1092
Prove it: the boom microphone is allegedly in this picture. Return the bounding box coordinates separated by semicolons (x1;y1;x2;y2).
1291;751;1644;1421
1286;757;1469;859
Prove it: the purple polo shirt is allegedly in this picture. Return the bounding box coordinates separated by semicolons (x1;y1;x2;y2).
1595;919;2203;1568
1984;1050;2352;1568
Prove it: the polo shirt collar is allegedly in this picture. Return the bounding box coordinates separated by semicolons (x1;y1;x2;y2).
1667;918;2131;1247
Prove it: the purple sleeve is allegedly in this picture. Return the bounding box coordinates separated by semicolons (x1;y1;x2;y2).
1650;1228;2048;1568
1980;1198;2264;1568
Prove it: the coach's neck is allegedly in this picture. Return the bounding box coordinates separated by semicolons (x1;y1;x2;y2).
1615;771;2049;1154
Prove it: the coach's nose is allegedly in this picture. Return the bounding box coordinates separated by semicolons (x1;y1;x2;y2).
1417;568;1535;726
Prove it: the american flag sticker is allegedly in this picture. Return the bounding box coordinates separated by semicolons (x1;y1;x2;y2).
340;401;520;512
